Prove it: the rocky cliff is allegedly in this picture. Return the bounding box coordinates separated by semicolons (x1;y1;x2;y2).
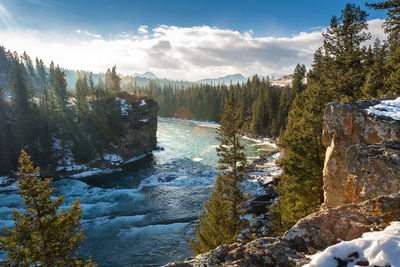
164;96;400;267
115;93;159;162
52;93;159;177
322;96;400;208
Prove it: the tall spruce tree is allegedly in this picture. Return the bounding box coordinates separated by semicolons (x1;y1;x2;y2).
189;93;251;255
271;4;371;234
0;150;96;266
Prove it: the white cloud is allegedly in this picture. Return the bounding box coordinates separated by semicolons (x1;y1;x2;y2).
76;29;102;39
138;25;148;34
0;19;386;81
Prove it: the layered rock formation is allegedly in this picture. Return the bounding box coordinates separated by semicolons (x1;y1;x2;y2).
322;97;400;208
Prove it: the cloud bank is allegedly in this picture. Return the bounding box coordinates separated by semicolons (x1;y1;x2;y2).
0;19;386;81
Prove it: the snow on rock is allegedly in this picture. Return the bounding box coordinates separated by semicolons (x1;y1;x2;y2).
366;96;400;120
139;119;149;123
305;221;400;267
0;176;9;185
103;154;123;166
118;98;132;116
139;99;146;106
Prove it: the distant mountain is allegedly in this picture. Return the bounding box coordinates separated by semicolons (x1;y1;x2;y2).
133;72;159;79
196;74;248;85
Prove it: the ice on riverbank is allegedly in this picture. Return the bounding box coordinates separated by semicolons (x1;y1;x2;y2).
158;117;220;128
242;135;277;148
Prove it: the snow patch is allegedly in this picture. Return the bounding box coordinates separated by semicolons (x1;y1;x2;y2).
366;97;400;120
103;154;123;166
242;135;277;148
305;221;400;267
139;119;149;123
0;176;9;185
139;99;146;106
117;97;132;116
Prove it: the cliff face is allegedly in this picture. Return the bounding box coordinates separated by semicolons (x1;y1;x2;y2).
116;95;159;162
53;94;159;177
321;97;400;208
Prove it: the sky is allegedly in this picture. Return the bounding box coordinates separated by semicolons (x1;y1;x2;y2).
0;0;389;81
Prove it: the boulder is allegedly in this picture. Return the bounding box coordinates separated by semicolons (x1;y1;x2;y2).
322;97;400;208
284;193;400;254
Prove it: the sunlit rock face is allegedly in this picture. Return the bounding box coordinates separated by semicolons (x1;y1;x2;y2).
321;96;400;209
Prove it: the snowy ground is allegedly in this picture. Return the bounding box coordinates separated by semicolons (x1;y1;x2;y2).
366;97;400;120
242;135;277;148
305;221;400;267
246;152;282;195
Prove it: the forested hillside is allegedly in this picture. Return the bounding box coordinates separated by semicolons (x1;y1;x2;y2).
0;49;150;175
141;64;306;138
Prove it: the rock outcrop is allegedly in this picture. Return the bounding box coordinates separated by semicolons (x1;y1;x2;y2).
51;93;159;177
117;93;159;162
322;97;400;208
164;194;400;267
284;193;400;255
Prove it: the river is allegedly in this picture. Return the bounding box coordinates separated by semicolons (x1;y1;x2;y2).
0;119;276;266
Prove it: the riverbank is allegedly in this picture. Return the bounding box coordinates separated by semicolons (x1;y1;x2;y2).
158;117;220;128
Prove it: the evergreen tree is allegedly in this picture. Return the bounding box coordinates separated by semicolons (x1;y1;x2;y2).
367;1;400;95
9;60;38;164
271;3;371;234
189;93;251;255
322;3;370;100
362;40;387;97
0;150;96;266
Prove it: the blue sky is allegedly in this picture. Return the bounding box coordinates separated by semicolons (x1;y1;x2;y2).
0;0;389;80
3;0;387;37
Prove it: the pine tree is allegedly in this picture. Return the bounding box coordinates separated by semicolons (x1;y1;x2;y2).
367;1;400;95
362;40;387;97
0;150;96;266
270;4;371;234
9;60;38;163
189;93;251;255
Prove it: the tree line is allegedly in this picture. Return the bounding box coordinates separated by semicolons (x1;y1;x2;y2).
139;64;306;139
0;49;136;175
